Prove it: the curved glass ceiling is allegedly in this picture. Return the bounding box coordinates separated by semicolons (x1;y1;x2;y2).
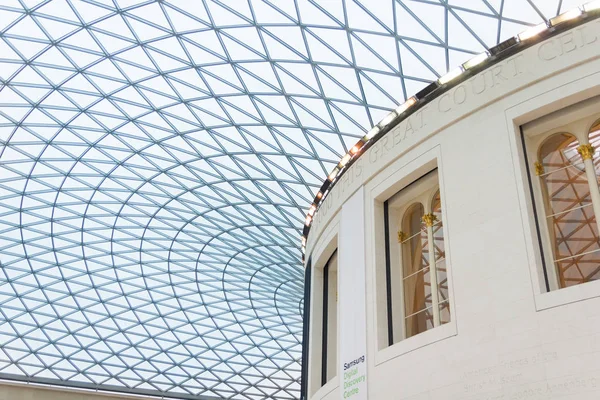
0;0;582;399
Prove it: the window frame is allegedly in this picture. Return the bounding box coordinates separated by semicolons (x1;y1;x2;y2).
367;149;457;366
321;250;338;387
523;107;600;293
306;217;339;397
503;71;600;312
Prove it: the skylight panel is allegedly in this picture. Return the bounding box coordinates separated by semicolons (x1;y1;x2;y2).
0;0;566;398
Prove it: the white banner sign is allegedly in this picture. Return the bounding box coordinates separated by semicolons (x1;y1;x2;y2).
338;187;367;400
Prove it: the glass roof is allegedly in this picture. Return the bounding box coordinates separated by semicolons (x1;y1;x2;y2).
0;0;583;398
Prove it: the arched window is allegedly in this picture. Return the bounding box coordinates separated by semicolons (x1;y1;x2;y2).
386;170;451;342
535;131;600;288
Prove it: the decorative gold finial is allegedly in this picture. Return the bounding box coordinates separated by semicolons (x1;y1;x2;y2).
397;231;407;243
534;161;544;176
577;144;595;160
422;213;437;227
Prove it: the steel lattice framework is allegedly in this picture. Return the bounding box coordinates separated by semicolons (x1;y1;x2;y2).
0;0;584;399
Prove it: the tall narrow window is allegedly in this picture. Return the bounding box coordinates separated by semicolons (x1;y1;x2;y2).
309;249;338;395
385;170;450;344
531;130;600;289
525;114;600;291
321;252;337;386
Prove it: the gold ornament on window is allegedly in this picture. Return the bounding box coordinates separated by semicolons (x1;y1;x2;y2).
534;161;544;176
397;231;407;243
577;143;595;160
422;213;437;227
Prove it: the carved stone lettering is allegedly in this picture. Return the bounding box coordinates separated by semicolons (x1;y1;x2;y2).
537;23;599;61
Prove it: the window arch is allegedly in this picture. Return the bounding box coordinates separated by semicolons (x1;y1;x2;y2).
534;131;600;288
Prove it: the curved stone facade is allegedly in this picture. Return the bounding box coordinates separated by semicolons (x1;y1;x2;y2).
305;17;600;400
